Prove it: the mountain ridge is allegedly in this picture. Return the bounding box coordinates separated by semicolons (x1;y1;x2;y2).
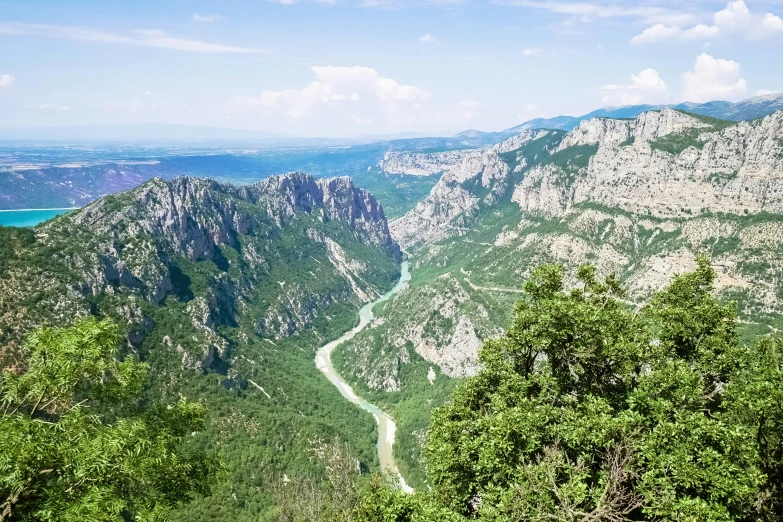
455;92;783;140
333;107;783;487
0;170;406;520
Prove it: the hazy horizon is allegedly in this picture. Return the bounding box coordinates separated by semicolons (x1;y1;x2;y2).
1;0;782;137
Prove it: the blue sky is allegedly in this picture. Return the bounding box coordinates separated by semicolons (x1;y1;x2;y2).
0;0;782;137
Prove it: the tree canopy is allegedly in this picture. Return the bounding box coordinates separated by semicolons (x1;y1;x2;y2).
0;317;215;521
357;257;783;521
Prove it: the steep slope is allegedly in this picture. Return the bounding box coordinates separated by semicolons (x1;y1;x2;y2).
513;109;783;217
393;109;783;249
0;172;402;521
383;130;557;246
333;109;783;488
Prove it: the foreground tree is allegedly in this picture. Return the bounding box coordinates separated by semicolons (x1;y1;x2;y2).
0;317;214;521
273;440;365;522
419;257;783;521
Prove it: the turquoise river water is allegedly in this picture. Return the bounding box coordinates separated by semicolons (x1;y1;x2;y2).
315;260;414;492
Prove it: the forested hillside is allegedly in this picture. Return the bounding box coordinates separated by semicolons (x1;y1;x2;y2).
335;109;783;488
347;259;783;521
0;173;402;521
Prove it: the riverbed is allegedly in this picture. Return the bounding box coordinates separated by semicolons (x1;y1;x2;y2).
315;260;413;493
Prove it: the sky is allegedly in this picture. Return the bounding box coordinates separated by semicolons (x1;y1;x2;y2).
0;0;782;137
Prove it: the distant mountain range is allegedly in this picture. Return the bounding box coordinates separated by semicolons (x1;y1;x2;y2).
457;92;783;141
1;93;780;152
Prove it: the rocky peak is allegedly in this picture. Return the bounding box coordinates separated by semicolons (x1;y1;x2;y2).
244;172;397;251
516;109;783;218
634;108;712;141
557;117;633;150
66;172;398;262
558;109;711;150
491;130;549;153
392;109;783;249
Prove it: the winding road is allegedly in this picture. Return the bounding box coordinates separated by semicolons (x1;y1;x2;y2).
315;260;414;493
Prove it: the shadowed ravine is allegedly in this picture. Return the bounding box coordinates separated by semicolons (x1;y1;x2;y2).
315;259;414;493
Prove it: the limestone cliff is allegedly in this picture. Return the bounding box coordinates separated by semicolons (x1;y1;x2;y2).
392;109;783;250
514;109;783;218
0;173;401;375
343;109;783;390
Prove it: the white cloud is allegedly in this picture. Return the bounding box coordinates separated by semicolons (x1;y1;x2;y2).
192;14;224;23
681;53;747;102
0;23;267;54
495;0;698;26
522;47;541;56
359;0;402;8
271;0;338;3
0;74;14;87
419;33;438;43
681;24;721;40
631;1;783;44
600;68;669;106
457;98;482;108
231;66;432;121
763;12;783;32
360;0;462;8
630;24;683;44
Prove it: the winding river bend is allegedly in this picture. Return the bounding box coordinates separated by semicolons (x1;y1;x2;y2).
315;260;413;493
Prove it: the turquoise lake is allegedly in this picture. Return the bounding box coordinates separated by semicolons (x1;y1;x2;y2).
0;209;76;228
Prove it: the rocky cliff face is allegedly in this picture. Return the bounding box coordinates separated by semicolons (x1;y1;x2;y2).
514;109;783;218
74;173;397;261
379;130;546;178
244;173;396;250
340;109;783;394
389;130;561;248
392;109;783;250
0;173;401;375
379;150;475;177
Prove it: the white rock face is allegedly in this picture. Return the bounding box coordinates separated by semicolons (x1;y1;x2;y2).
379;130;550;177
389;131;558;248
395;109;783;251
557;109;711;151
390;154;504;247
353;109;783;388
514;109;783;218
379;150;474;177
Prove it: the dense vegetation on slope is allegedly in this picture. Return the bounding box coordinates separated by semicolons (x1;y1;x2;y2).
353;169;439;220
343;111;783;492
649;112;736;156
364;203;783;487
0;318;214;520
0;174;403;521
352;260;783;521
332;341;459;488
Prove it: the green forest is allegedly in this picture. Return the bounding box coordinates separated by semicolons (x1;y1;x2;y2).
4;257;782;520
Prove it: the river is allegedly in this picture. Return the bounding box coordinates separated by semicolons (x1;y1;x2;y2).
315;260;414;493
